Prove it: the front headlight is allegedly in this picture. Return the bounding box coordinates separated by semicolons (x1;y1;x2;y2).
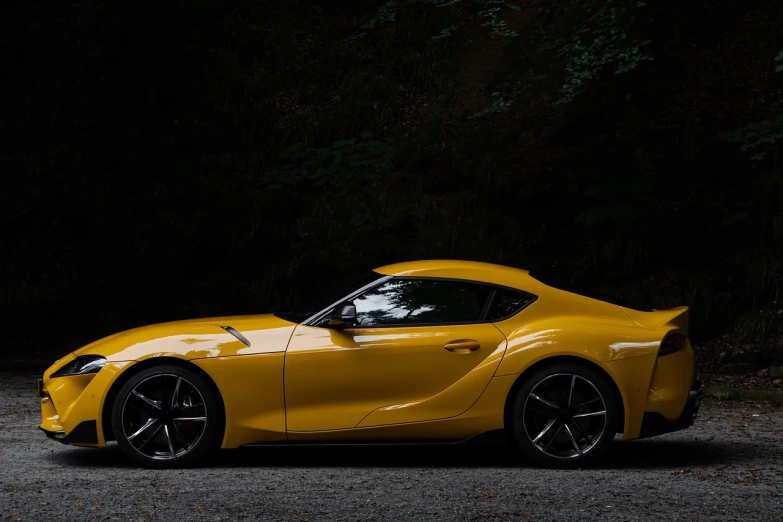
51;356;107;377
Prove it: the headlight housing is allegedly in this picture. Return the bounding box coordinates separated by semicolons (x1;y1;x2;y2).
51;356;107;377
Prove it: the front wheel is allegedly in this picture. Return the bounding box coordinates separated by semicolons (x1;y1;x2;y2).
111;365;222;468
509;363;619;468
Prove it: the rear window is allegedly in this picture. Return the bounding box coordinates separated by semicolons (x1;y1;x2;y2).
486;288;536;320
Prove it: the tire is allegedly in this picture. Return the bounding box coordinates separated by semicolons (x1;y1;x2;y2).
509;362;619;468
111;365;222;468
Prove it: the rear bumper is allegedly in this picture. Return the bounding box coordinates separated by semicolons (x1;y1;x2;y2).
638;380;703;439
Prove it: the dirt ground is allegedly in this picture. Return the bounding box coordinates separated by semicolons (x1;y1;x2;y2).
1;373;782;521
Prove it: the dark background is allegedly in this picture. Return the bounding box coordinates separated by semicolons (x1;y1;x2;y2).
2;0;782;372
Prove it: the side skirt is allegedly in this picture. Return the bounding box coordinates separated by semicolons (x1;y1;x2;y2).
239;429;508;449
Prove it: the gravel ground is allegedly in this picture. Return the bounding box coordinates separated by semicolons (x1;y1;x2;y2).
1;373;782;522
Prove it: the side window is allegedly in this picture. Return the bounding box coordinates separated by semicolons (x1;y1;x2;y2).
486;288;535;320
353;279;492;326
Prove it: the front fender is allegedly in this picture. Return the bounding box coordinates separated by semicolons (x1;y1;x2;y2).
192;353;287;447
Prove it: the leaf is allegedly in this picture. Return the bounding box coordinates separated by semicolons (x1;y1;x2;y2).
332;138;356;148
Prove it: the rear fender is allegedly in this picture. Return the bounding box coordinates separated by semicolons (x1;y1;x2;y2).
493;314;665;440
494;316;663;377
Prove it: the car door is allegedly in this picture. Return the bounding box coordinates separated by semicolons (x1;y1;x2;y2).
284;278;509;432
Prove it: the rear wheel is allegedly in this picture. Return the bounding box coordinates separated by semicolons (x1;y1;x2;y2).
509;363;619;468
111;365;222;468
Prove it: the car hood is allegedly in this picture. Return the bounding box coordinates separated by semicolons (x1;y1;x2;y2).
72;313;298;362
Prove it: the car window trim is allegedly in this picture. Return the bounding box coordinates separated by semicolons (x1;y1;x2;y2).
302;274;393;326
481;288;497;321
315;275;537;329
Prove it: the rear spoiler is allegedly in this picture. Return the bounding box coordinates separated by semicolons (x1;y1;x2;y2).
622;306;689;333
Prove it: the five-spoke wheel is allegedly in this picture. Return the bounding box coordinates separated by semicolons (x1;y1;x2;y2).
111;366;222;468
510;363;618;468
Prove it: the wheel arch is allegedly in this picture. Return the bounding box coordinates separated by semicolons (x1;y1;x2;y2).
101;357;226;443
502;355;625;434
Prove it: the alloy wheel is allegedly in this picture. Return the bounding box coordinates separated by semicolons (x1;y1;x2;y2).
522;373;608;460
120;374;208;461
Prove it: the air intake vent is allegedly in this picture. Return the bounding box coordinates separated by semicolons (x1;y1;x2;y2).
220;326;251;347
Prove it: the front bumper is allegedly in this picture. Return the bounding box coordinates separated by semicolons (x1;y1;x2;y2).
39;360;135;448
40;420;99;445
638;379;703;439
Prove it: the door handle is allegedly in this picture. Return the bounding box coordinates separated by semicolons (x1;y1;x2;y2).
444;340;480;353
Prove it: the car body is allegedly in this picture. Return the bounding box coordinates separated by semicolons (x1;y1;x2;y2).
39;260;702;468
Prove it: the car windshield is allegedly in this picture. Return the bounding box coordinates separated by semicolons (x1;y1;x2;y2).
274;271;385;324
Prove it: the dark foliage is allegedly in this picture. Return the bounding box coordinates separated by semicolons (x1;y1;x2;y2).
2;0;782;362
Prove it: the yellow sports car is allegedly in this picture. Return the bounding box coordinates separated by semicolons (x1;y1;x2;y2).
39;260;702;468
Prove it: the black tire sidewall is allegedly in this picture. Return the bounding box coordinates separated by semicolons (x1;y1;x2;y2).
510;362;619;468
111;365;222;468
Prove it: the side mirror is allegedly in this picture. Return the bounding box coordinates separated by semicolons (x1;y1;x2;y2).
328;301;357;328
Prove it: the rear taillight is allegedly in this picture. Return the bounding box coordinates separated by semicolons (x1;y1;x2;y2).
659;333;686;356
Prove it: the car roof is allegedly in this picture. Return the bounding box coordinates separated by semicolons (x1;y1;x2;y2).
373;260;535;290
